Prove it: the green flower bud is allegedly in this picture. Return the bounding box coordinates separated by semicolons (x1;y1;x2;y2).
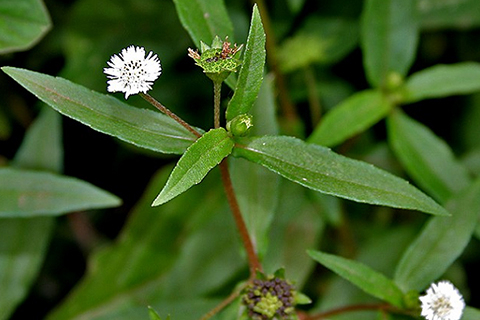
188;36;243;83
227;114;254;137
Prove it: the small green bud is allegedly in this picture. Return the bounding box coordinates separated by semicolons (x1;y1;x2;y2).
227;114;254;137
385;72;404;91
188;36;243;83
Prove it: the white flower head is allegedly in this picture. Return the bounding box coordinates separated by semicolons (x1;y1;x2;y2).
104;45;161;99
420;280;465;320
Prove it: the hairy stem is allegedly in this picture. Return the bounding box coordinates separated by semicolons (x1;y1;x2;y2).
219;159;262;275
140;93;202;138
213;81;222;129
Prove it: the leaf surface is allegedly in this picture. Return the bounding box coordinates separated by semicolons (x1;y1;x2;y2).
234;135;448;216
402;62;480;103
394;178;480;291
361;0;418;87
153;128;234;206
172;0;233;47
308;90;392;147
2;67;198;155
226;4;266;121
308;250;405;307
0;168;121;217
0;0;51;53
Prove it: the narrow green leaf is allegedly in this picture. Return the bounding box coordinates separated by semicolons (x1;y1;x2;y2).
0;0;51;54
387;110;471;203
308;250;405;307
226;4;266;122
308;90;392;147
0;168;121;217
361;0;418;87
148;307;164;320
394;177;480;292
402;62;480;103
2;67;198;154
13;107;63;173
153;128;234;206
419;0;480;30
233;135;448;216
172;0;233;47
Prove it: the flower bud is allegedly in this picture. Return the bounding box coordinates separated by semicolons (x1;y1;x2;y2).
226;114;253;137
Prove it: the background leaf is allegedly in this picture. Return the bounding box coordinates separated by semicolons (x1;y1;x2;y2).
0;0;51;54
361;0;418;87
172;0;234;47
308;250;405;307
308;90;392;147
0;168;121;217
419;0;480;30
226;4;266;122
387;109;471;203
402;62;480;103
394;177;480;292
2;67;198;155
233;135;448;216
0;107;59;320
153;128;234;206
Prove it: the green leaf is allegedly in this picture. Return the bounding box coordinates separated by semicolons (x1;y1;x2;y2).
46;168;236;320
308;250;405;307
2;67;198;155
172;0;233;47
360;0;418;87
308;90;392;147
402;62;480;103
0;106;60;319
387;110;471;203
233;135;448;216
148;307;167;320
463;307;480;320
394;177;480;292
153;128;234;206
0;168;121;217
419;0;480;30
0;0;51;54
13;107;63;173
226;4;266;122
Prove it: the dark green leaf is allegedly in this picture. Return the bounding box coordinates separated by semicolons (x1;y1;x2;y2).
308;250;405;307
387;110;471;203
394;178;480;291
361;0;418;87
153;128;234;206
0;0;51;54
226;4;266;121
308;90;392;147
13;107;63;173
172;0;233;47
0;168;121;217
402;62;480;103
419;0;480;30
2;67;198;154
234;135;448;216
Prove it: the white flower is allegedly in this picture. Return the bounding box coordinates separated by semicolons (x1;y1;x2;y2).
420;281;465;320
104;45;161;99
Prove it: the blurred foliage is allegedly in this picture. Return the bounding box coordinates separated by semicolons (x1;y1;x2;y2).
1;0;480;319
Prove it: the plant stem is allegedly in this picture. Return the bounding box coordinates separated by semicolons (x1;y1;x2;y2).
213;81;222;129
200;284;246;320
140;93;202;138
219;159;262;275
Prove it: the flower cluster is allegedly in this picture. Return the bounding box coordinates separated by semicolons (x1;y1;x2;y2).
420;281;465;320
243;276;295;320
104;45;161;99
